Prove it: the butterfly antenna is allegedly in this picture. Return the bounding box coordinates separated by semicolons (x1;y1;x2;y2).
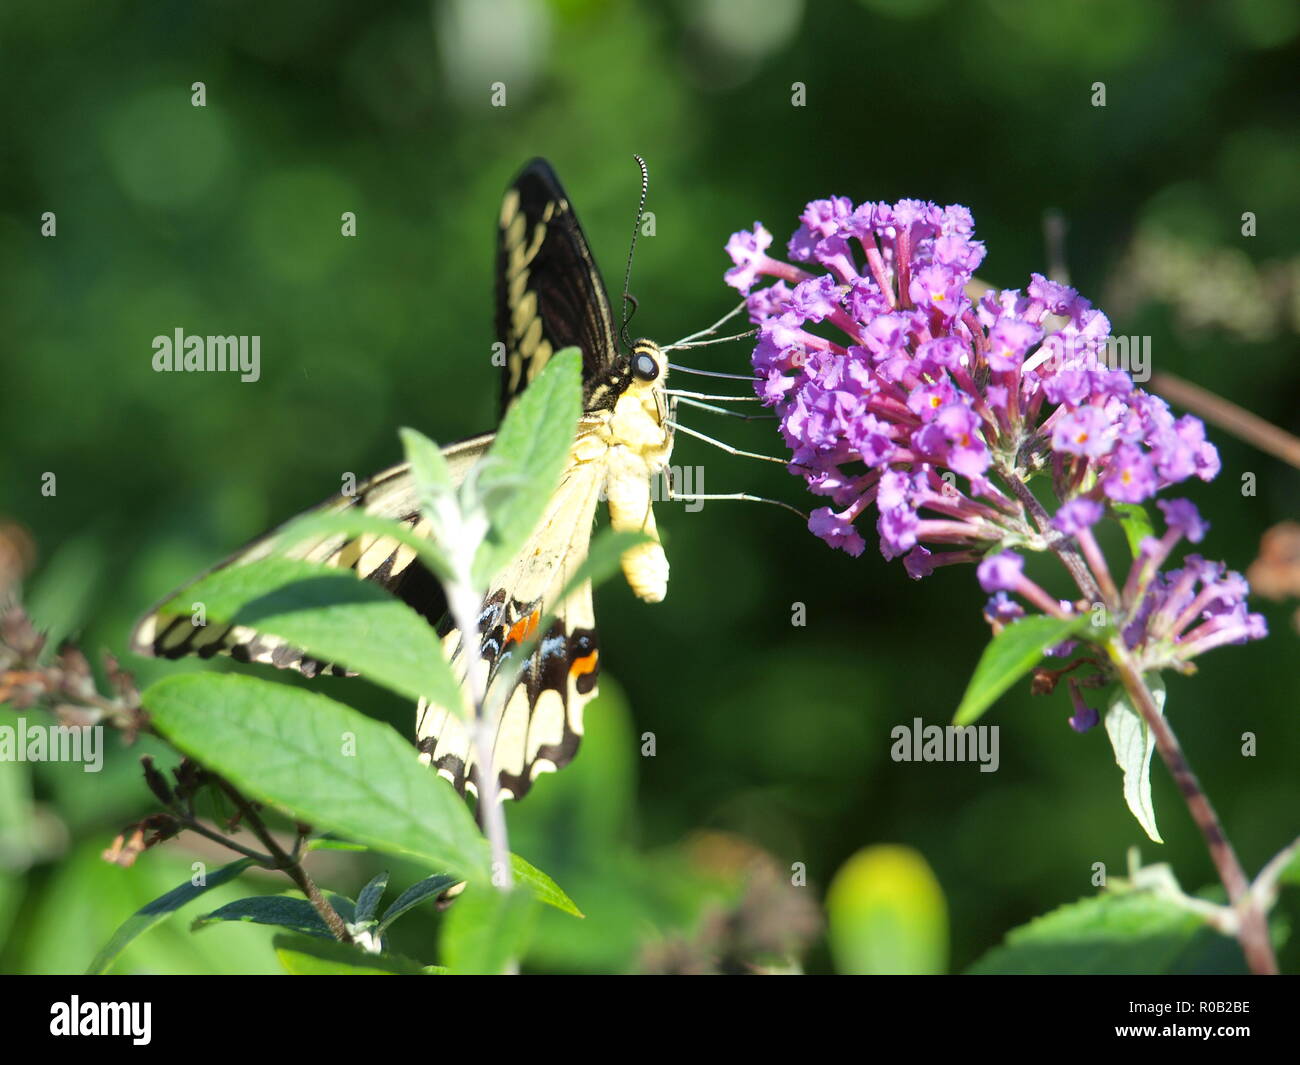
620;154;650;350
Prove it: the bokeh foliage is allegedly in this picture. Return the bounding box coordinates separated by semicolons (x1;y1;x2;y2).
1;0;1297;973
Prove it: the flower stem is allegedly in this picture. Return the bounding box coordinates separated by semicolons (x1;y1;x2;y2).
215;778;352;944
1001;467;1102;602
1106;647;1277;974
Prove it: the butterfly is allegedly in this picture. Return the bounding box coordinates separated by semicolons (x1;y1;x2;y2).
131;158;675;802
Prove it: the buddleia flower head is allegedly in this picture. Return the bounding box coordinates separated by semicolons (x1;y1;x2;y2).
726;198;1264;677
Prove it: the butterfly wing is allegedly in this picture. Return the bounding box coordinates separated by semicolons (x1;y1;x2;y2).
416;451;604;800
497;158;621;415
129;434;494;674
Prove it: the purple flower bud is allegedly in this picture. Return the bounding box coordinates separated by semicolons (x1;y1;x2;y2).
789;275;843;323
1157;498;1208;543
904;546;934;580
1068;683;1100;733
987;318;1042;371
799;196;854;240
977;552;1025;593
809;506;865;557
725;224;775;293
1103;443;1158;503
983;591;1025;626
1053;498;1104;537
1052;406;1114;458
1028;273;1081;317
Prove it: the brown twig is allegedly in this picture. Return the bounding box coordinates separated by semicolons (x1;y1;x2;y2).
1107;646;1278;975
215;779;353;943
1151;370;1300;471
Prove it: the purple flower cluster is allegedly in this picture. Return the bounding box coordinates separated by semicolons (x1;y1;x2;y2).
976;498;1266;696
725;197;1267;689
725;198;1220;568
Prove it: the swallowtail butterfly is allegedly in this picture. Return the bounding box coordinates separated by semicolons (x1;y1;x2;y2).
132;158;674;801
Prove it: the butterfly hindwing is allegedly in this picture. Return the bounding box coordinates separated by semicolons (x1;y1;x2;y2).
497;158;621;416
416;453;605;800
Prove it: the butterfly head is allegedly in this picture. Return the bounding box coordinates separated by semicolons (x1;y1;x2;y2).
626;339;668;395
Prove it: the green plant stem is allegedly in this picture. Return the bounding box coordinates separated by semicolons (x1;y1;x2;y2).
445;586;514;893
1000;468;1102;602
1107;646;1278;975
215;779;353;944
175;814;275;865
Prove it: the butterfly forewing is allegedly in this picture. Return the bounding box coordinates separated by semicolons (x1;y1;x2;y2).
497;158;620;415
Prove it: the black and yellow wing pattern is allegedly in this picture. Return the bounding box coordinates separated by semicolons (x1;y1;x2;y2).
131;435;491;678
497;157;631;415
132;158;672;803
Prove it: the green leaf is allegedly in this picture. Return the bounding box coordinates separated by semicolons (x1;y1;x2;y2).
86;858;255;975
170;557;464;716
826;845;947;975
306;838;370;853
967;891;1247;975
954;615;1090;725
1105;675;1166;844
440;884;537;975
1281;842;1300;888
377;873;461;933
274;510;453;585
1111;503;1155;559
272;933;432;975
473;348;582;585
397;427;460;584
143;673;490;882
354;872;389;924
399;426;456;498
511;854;583;918
192;893;356;939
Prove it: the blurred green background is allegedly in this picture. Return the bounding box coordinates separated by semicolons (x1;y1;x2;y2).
1;0;1297;974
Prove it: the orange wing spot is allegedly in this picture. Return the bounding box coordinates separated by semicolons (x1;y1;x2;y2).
569;651;598;679
507;609;540;646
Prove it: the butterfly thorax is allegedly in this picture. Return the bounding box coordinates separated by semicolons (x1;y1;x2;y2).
572;338;673;604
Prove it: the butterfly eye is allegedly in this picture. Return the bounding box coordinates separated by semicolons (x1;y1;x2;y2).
633;352;660;381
